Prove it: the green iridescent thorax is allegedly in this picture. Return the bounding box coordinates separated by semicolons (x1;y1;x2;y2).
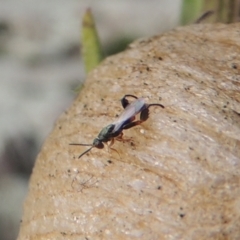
97;124;115;142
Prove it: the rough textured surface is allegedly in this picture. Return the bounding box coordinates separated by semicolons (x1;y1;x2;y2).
18;23;240;240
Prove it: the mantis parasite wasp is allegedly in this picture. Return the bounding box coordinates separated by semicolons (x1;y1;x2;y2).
70;94;164;158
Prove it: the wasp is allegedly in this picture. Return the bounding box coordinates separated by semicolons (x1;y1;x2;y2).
70;94;164;158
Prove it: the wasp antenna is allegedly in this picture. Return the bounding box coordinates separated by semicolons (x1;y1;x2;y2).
69;143;92;146
78;146;94;159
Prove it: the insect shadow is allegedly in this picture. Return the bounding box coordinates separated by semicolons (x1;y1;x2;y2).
71;172;98;193
70;94;164;158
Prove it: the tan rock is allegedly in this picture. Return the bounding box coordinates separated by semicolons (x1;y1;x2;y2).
18;23;240;240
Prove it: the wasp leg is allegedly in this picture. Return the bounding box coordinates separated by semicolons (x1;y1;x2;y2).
121;94;138;108
140;108;149;121
115;132;132;143
106;139;120;157
107;138;114;149
115;132;123;140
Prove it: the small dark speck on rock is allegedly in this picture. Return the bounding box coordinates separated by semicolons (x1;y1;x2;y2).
179;213;185;218
130;142;135;147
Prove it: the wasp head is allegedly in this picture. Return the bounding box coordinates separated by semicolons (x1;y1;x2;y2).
92;138;104;149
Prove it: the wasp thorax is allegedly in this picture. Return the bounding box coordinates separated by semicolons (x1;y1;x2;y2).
97;124;115;141
93;138;104;149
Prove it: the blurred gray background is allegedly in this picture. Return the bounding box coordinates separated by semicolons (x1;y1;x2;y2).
0;0;182;239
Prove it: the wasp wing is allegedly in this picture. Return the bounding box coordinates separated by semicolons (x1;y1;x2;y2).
113;98;146;132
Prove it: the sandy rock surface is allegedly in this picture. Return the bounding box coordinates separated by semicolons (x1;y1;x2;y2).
18;23;240;239
0;2;181;239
